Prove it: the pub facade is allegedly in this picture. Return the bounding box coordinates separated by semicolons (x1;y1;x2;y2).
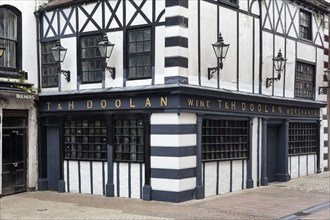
36;0;329;202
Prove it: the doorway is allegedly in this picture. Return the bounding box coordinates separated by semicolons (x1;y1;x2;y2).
2;111;27;195
267;125;280;182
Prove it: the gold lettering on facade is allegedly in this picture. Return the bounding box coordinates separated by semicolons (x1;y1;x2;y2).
272;106;275;113
130;98;135;108
207;101;210;108
145;98;151;107
225;102;229;109
231;101;236;110
68;101;74;110
218;100;222;109
242;102;246;111
87;100;93;109
264;105;269;113
257;104;262;112
101;100;107;108
47;102;51;110
250;104;254;112
161;97;168;107
278;107;282;114
57;103;62;110
200;100;205;108
115;99;121;108
188;99;194;107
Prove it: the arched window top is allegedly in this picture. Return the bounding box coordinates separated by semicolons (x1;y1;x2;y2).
0;7;18;40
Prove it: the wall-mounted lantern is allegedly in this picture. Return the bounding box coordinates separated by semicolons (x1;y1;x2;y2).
98;34;116;79
208;33;230;80
51;41;70;82
0;46;5;58
319;68;330;94
266;49;287;88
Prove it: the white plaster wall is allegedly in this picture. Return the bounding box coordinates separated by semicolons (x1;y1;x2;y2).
59;8;76;36
307;154;316;175
273;35;285;97
151;156;196;170
316;47;325;101
151;134;196;147
300;155;307;177
105;31;124;88
187;1;199;86
151;112;197;125
262;31;274;96
200;1;218;88
80;161;91;194
232;160;244;192
78;3;102;32
238;13;254;93
284;39;296;98
126;0;152;26
92;162;104;195
61;37;77;91
151;178;196;192
219;161;231;194
286;4;299;39
66;161;78;193
204;162;217;197
118;162;129;197
43;11;58;38
131;163;144;199
290;156;299;178
154;26;165;85
297;43;315;62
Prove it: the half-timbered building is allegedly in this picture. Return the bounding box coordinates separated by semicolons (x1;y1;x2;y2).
0;0;47;196
36;0;330;202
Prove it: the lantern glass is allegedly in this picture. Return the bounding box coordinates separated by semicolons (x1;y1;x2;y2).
273;50;287;72
98;35;115;59
325;68;330;80
51;43;67;63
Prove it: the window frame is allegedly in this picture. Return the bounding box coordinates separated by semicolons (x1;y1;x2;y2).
299;9;312;41
41;41;60;88
79;34;105;84
113;114;149;163
63;118;108;161
201;118;249;162
0;5;22;78
288;122;318;156
294;61;315;100
126;27;153;80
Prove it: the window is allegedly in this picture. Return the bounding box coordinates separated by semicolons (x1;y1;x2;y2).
64;119;107;161
41;42;59;87
0;6;21;74
114;118;147;162
202;119;248;161
127;28;152;79
289;123;317;155
295;62;315;99
299;10;312;40
80;35;104;83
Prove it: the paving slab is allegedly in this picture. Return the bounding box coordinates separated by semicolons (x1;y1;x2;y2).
0;172;329;220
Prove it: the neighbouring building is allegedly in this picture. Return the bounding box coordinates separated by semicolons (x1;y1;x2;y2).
35;0;329;202
0;0;47;196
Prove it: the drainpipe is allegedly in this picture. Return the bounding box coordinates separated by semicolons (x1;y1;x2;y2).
258;0;263;94
34;11;41;93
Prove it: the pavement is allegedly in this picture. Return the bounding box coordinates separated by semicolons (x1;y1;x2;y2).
0;172;329;220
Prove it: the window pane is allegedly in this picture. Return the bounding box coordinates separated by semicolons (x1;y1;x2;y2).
80;35;104;83
41;42;59;87
127;28;152;79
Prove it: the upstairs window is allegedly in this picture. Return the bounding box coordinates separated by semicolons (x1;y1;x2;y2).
295;62;315;99
127;28;152;80
0;6;21;75
299;10;312;40
80;35;104;83
41;42;59;88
